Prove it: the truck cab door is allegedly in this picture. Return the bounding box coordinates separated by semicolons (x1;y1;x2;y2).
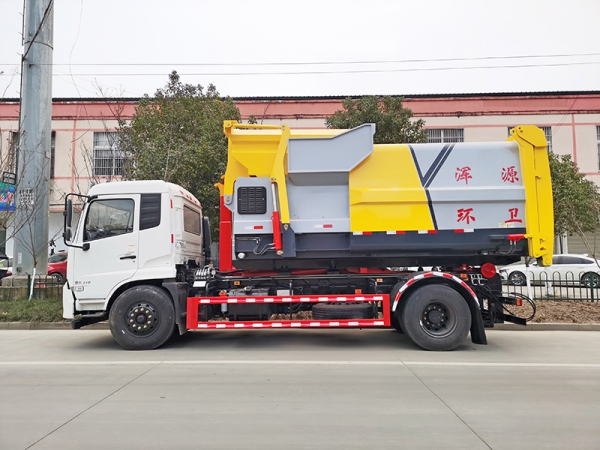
71;195;139;303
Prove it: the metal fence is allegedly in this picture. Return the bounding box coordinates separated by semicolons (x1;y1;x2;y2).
31;275;64;299
500;270;600;301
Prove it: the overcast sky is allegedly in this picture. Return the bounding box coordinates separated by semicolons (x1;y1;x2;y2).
1;0;599;99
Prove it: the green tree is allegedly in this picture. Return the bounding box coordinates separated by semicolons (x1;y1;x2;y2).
549;153;600;253
118;71;241;239
325;96;427;144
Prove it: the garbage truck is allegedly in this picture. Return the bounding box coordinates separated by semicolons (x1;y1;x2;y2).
62;122;553;351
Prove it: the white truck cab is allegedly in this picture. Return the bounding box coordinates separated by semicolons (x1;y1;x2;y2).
62;180;208;348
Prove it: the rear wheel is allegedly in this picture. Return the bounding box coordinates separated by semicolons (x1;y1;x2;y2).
400;284;471;351
50;273;63;284
581;272;600;288
109;286;175;350
508;271;526;286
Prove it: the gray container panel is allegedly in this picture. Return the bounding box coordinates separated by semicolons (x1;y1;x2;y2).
288;124;375;186
287;183;350;233
232;178;273;235
412;141;527;230
434;201;527;230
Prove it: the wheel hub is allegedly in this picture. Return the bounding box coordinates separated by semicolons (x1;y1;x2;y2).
126;303;159;335
422;303;448;331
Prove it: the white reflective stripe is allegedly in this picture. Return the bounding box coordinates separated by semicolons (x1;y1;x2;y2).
272;323;283;327
200;299;210;303
418;230;428;234
282;297;292;302
300;297;311;302
329;322;340;326
353;232;363;235
198;324;209;328
373;296;384;300
291;323;301;327
310;322;321;327
246;298;256;303
252;323;263;328
264;298;274;302
349;321;359;326
228;299;238;303
318;297;329;302
234;323;245;328
374;321;385;326
216;324;226;328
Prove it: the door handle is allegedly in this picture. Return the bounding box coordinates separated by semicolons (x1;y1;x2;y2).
119;254;137;260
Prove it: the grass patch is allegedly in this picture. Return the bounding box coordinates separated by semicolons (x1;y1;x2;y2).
0;298;66;323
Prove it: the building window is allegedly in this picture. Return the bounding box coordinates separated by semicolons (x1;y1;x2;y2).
597;126;600;171
50;131;55;179
540;126;553;153
427;129;464;143
8;131;18;174
93;132;124;177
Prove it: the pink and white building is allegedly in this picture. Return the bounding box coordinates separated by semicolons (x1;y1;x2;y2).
1;91;599;254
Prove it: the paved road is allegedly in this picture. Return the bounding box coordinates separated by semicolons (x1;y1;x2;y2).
1;329;599;450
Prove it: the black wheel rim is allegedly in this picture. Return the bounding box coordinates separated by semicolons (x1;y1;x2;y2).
584;274;599;287
510;273;525;285
420;301;456;337
124;302;160;337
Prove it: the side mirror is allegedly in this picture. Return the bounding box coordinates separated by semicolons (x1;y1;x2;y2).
65;199;73;228
63;227;72;242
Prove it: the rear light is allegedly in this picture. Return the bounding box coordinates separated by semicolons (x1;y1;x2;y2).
481;263;497;279
516;298;523;306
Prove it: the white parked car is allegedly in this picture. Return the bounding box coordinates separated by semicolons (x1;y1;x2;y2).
499;254;600;287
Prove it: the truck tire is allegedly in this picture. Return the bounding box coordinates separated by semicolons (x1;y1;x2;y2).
400;284;471;351
109;286;176;350
312;303;374;320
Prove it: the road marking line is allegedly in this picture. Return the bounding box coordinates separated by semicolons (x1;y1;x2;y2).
1;361;599;368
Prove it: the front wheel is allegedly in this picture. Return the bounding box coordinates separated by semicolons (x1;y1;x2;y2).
400;284;471;351
108;286;175;350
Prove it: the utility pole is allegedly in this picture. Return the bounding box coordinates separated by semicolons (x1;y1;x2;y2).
14;0;54;277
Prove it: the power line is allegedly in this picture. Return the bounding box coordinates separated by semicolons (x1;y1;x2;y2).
46;60;600;77
3;52;600;68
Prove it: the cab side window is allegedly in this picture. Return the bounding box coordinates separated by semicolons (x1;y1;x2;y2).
84;199;135;242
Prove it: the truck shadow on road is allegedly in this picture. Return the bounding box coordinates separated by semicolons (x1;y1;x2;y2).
74;328;482;353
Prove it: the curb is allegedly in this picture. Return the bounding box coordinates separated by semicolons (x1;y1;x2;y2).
1;322;600;331
0;322;110;330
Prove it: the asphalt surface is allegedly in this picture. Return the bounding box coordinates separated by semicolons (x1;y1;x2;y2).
1;329;599;450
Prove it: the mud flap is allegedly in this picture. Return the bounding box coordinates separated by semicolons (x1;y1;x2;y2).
163;282;189;335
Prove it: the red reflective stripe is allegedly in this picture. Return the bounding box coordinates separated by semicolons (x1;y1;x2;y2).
454;229;465;233
255;225;264;230
323;224;333;229
171;234;174;244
